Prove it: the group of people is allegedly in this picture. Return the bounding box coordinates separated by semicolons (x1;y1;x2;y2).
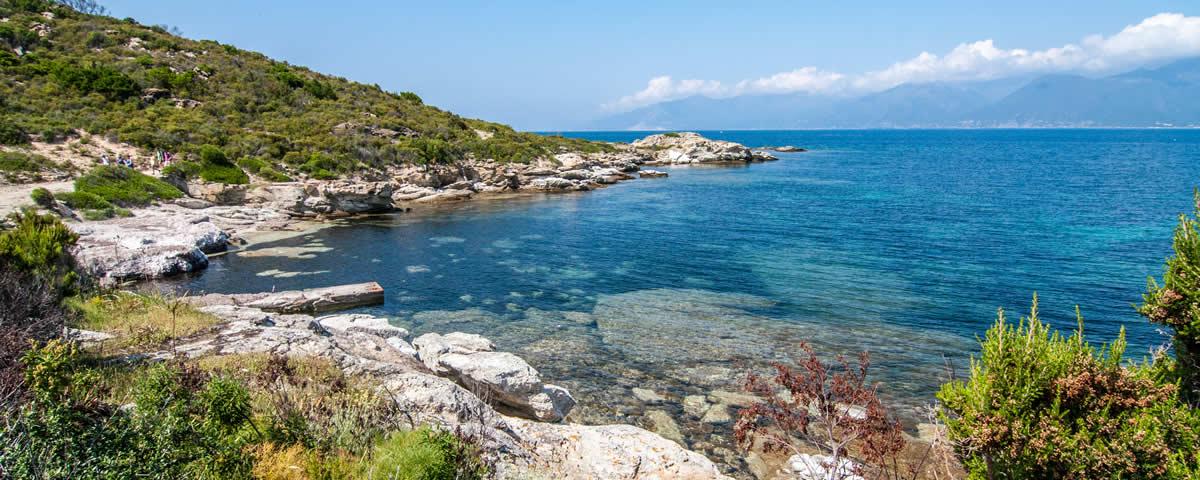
98;150;175;170
99;153;135;168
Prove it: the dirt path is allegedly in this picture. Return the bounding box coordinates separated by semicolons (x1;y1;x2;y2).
0;180;74;216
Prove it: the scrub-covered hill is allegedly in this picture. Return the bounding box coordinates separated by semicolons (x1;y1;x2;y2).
0;0;608;181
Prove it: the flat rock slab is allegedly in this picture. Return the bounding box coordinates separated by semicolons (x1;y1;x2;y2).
186;281;384;313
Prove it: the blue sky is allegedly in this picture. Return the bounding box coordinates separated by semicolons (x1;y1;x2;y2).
102;1;1198;130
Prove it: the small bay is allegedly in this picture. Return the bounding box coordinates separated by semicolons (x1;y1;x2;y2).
164;129;1200;463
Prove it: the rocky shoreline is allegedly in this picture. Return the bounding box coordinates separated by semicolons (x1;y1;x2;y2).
66;133;777;285
85;285;732;479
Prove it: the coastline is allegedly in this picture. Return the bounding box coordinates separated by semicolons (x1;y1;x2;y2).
12;132;782;477
64;132;778;286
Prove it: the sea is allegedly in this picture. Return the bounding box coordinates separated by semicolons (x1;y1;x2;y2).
163;129;1200;468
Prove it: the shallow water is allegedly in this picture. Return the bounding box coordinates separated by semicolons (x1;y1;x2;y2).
165;129;1200;470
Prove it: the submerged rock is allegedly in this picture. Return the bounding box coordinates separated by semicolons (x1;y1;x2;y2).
645;410;686;446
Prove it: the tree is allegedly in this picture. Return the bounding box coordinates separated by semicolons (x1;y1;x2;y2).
1139;190;1200;403
55;0;107;15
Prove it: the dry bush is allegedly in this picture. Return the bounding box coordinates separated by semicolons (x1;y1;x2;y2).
0;261;70;410
735;342;954;480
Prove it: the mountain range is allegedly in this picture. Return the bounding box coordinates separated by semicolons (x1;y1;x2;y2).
591;57;1200;130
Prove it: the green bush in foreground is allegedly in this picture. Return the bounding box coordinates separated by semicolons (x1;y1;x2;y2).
0;342;258;479
73;165;182;206
0;209;79;290
938;297;1200;479
0;341;490;479
362;428;489;480
1139;191;1200;402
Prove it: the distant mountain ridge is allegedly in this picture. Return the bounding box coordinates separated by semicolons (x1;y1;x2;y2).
592;58;1200;130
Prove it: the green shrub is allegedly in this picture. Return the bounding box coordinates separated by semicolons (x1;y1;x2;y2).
1139;192;1200;401
398;91;422;104
80;206;132;220
85;31;113;49
0;119;29;145
145;66;196;94
74;165;182;206
298;153;341;179
236;156;291;182
0;345;258;479
938;297;1200;479
303;79;337;100
48;61;141;100
0;151;45;173
199;163;249;184
29;187;54;207
171;145;248;184
362;428;488;480
0;209;79;288
57;190;113;210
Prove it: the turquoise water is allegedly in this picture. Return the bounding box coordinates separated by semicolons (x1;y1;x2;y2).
170;129;1199;464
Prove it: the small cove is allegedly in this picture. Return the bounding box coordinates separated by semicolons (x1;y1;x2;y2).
159;129;1200;470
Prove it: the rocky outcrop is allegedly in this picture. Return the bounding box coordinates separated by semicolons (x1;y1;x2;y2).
632;132;777;165
242;181;395;215
71;211;229;285
766;145;806;153
142;295;729;480
413;332;576;422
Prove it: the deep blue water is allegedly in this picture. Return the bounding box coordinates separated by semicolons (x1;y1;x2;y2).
170;129;1199;428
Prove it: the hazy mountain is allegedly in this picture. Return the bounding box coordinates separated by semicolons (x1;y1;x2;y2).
972;58;1200;126
591;58;1200;129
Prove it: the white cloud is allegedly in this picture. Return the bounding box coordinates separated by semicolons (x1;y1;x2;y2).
604;76;725;111
607;13;1200;111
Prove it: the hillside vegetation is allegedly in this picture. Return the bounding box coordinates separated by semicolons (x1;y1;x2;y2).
0;0;608;182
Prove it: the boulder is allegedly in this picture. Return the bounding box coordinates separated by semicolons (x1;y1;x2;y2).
71;212;229;285
318;313;408;339
413;332;575;422
639;169;669;178
509;418;731;479
307;181;394;214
